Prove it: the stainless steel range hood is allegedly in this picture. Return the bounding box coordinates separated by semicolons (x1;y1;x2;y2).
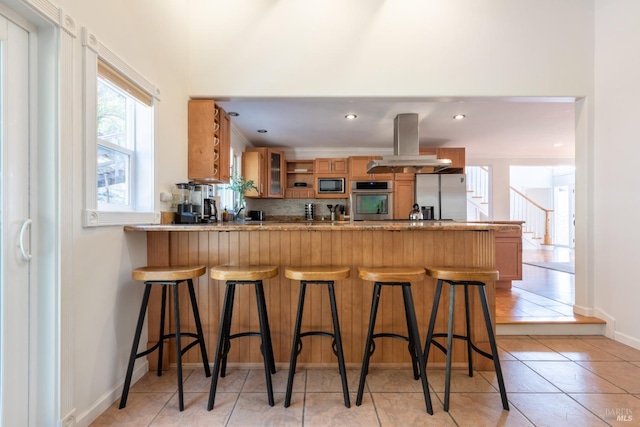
366;113;452;174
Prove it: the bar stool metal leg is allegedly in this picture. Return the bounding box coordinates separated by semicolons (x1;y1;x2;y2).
187;279;211;377
254;281;275;406
157;285;167;377
172;283;185;411
402;284;433;415
220;284;236;378
444;282;456;412
478;285;509;410
463;285;473;377
119;283;152;409
328;282;350;408
284;281;307;407
356;282;382;406
256;281;276;375
208;282;235;410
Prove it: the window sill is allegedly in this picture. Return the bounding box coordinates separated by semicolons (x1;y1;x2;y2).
83;209;160;227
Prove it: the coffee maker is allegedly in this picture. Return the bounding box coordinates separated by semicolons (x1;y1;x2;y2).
174;183;197;224
193;184;219;223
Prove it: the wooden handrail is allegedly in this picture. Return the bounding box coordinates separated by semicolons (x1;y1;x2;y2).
509;187;554;246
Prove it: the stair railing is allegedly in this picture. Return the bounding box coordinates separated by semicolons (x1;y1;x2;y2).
510;187;553;245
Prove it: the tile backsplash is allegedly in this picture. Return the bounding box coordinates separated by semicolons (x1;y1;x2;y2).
246;198;348;221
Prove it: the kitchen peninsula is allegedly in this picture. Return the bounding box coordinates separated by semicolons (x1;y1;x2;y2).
125;220;521;372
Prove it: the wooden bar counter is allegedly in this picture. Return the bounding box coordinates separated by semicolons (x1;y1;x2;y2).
125;220;521;371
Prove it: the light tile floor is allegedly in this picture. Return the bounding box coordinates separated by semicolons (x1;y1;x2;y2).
91;335;640;426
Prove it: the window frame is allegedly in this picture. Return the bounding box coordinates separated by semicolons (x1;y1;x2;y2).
82;27;159;227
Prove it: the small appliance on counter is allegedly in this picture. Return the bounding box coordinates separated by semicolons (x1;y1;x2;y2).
304;203;315;220
174;183;197;224
248;210;265;221
193;183;219;223
173;182;219;224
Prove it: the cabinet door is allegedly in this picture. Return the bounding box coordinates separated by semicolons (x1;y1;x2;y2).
315;158;332;174
188;100;217;181
218;109;231;183
495;236;522;280
242;150;263;197
438;147;466;169
267;149;284;198
332;158;348;174
316;158;347;174
393;179;415;220
349;156;394;181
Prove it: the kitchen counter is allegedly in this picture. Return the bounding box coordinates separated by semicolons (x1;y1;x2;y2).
126;220;520;372
125;219;521;232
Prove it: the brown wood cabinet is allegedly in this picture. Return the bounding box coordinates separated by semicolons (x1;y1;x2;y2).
419;147;466;170
188;100;231;183
242;147;285;198
349;156;394;181
315;158;348;175
285;159;315;199
495;228;523;288
393;179;416;219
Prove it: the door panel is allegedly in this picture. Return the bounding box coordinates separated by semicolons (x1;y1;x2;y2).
0;13;31;426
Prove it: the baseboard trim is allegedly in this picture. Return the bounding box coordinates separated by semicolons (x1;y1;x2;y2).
497;323;606;336
74;360;148;427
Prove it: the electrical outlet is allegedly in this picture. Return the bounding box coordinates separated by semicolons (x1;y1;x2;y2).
159;192;173;202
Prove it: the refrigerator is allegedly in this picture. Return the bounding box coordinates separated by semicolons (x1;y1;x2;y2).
415;174;467;220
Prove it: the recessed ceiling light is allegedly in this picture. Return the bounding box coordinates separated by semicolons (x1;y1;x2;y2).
553;143;563;147
257;129;267;133
228;112;239;117
345;114;357;120
453;114;466;120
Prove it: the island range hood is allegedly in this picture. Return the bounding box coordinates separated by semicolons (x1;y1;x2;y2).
366;113;452;174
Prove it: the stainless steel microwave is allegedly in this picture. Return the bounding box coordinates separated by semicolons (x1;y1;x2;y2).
317;177;346;194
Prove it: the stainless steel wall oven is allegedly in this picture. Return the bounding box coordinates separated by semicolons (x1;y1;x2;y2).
350;180;393;221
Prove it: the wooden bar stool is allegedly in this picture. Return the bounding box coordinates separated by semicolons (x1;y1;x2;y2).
423;266;509;412
207;265;278;410
356;266;433;415
120;265;210;412
283;265;351;408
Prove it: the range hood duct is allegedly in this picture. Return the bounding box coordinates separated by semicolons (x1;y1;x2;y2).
366;113;452;174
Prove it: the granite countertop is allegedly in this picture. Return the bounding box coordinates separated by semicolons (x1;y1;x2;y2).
124;220;521;232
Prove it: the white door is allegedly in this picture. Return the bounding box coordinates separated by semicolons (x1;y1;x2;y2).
0;12;31;426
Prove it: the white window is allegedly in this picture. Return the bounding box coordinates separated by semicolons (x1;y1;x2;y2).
82;28;158;226
217;149;238;214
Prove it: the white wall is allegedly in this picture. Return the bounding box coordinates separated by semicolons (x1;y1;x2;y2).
52;0;192;423
593;0;640;347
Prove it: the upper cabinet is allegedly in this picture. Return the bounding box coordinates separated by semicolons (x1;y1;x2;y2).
188;100;231;183
242;147;285;198
285;159;315;199
315;158;348;175
419;147;466;170
349;156;394;181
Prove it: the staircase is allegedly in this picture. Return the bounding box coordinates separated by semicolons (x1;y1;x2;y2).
465;166;553;249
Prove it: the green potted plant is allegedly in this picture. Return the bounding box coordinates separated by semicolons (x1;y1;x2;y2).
226;173;258;220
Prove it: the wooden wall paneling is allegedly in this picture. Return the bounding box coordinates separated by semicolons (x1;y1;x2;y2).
319;230;333;363
143;228;499;370
249;231;262;363
278;231;292;367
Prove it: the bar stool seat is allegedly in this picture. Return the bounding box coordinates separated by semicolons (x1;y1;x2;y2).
208;265;278;410
283;265;351;408
356;266;433;415
120;265;210;412
423;266;509;412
